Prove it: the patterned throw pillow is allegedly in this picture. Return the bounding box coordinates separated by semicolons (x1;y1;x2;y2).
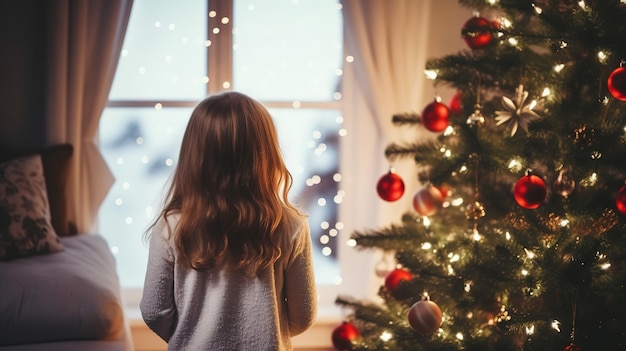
0;154;63;260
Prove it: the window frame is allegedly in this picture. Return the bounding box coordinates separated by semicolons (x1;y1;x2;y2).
105;0;346;320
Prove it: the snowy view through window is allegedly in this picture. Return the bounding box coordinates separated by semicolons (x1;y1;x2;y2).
99;0;343;288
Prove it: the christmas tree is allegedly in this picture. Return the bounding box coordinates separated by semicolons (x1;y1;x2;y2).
334;1;626;350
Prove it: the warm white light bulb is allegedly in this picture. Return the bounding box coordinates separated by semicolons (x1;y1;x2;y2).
424;69;438;80
380;331;393;342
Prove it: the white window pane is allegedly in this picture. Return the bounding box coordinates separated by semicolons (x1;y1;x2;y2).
233;0;343;101
109;0;208;100
99;107;191;288
270;108;343;284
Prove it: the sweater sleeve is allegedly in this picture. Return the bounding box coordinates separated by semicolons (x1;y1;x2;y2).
283;220;318;335
140;219;177;342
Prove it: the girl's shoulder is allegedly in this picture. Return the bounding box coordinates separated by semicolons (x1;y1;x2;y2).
275;210;311;265
277;208;310;250
153;211;181;241
281;207;308;234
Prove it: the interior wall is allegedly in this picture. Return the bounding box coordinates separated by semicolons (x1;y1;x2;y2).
0;0;49;148
421;1;474;105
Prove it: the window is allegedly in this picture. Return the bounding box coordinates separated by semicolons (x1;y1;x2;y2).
99;0;344;307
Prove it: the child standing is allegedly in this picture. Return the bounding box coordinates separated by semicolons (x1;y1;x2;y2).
140;91;317;350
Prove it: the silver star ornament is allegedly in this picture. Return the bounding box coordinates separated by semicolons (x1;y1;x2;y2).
495;84;541;136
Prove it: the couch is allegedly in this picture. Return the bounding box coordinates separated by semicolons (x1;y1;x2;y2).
0;144;133;350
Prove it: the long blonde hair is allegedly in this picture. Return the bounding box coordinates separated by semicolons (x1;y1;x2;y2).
148;91;302;273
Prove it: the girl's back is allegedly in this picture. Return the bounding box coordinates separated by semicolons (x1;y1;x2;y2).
142;211;316;350
140;92;318;350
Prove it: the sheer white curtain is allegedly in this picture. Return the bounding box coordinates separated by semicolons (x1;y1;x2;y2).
338;0;470;300
44;0;133;233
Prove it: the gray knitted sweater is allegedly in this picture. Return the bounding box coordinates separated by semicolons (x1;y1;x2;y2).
140;214;317;350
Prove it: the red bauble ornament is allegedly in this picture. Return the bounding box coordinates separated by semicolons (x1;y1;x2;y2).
376;171;405;202
421;101;450;132
331;321;359;351
615;184;626;214
514;174;547;209
407;300;443;334
607;66;626;101
462;16;495;50
384;268;413;297
413;184;445;216
449;92;463;115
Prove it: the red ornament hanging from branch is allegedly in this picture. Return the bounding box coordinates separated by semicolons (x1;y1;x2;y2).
462;16;496;50
615;184;626;215
331;321;360;351
376;170;405;202
421;99;450;133
607;66;626;101
384;268;413;298
514;172;547;209
449;91;464;115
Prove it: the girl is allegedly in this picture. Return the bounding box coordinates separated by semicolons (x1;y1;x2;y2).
140;91;317;350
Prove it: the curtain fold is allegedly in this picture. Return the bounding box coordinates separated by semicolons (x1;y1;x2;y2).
339;0;434;301
342;0;431;140
45;0;133;233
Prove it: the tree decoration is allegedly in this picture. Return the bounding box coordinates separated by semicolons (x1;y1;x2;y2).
374;256;393;278
571;124;595;148
449;91;463;115
462;16;495;50
465;200;486;221
466;105;486;127
563;303;581;351
421;99;450;132
466;154;485;232
553;169;576;197
495;85;541;136
384;268;413;298
467;76;485;127
413;184;445;216
514;172;547;209
570;209;618;238
376;170;405;202
607;65;626;101
407;300;443;334
331;321;360;351
615;184;626;214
